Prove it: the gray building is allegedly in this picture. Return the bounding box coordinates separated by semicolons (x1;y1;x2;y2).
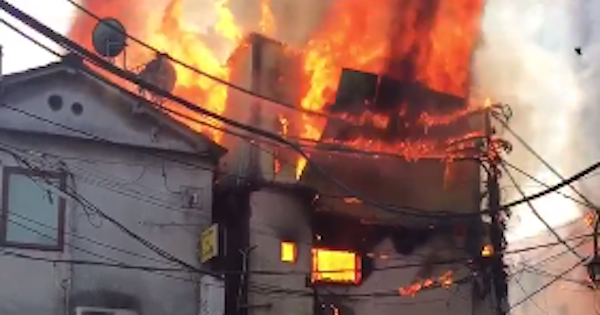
0;55;226;315
211;33;501;315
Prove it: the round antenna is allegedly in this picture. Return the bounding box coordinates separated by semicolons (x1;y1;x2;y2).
139;54;177;93
92;18;127;58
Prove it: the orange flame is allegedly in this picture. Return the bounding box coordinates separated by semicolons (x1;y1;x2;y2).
215;0;243;41
259;0;276;36
69;0;485;181
69;0;244;144
295;0;485;177
399;270;454;296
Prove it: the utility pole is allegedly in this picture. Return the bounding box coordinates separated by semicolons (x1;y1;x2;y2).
484;110;507;315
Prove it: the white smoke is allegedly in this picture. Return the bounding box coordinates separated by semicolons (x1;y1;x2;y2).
473;0;600;313
473;0;589;241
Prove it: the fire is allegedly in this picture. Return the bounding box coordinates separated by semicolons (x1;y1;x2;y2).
147;0;236;143
295;0;485;178
398;270;454;296
311;248;362;284
215;0;243;41
259;0;275;36
69;0;485;180
69;0;243;144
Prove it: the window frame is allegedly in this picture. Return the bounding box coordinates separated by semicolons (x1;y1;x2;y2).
0;167;67;251
310;247;362;285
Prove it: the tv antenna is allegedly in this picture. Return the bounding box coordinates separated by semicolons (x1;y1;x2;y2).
91;18;128;68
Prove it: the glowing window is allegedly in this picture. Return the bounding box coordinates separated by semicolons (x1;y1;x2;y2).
311;248;361;284
281;241;297;263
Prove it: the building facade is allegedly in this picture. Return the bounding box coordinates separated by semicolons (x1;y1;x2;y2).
0;57;225;315
211;33;502;315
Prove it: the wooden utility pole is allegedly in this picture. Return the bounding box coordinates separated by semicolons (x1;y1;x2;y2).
484;111;507;315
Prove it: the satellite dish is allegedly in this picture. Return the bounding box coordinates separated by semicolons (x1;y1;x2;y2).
139;54;177;93
92;18;127;58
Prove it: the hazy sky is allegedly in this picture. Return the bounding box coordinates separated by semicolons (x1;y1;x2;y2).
0;0;76;74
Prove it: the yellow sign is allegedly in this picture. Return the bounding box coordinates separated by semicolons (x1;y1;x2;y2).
200;224;219;263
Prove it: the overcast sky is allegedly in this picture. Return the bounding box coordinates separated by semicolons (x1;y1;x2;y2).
0;0;76;74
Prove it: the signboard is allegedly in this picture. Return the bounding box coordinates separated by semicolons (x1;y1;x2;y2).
200;223;219;263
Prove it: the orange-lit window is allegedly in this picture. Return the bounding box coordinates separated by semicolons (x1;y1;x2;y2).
311;248;361;284
281;241;297;263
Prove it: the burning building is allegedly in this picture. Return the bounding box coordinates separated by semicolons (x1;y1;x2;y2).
64;0;505;315
212;33;498;315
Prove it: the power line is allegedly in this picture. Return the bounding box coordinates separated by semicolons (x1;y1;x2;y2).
5;7;598;222
503;160;599;212
508;258;586;312
64;0;342;121
513;275;549;315
6;210;181;266
499;160;600;211
520;265;590;287
0;6;487;220
508;237;590;280
502;164;584;260
493;114;597;210
0;145;221;278
3;142;591;276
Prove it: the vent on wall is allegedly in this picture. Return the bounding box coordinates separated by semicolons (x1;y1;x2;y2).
75;307;138;315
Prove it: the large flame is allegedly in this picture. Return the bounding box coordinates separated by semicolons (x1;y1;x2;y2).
296;0;485;177
69;0;486;180
69;0;243;144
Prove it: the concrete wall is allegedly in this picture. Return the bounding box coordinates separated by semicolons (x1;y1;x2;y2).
246;188;496;315
0;69;211;156
247;188;314;315
0;131;218;315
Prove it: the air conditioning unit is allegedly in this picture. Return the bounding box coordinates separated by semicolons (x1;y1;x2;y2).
75;306;138;315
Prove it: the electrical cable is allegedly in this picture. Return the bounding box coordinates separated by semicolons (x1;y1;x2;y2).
0;145;221;278
5;9;595;223
0;168;595;301
0;140;212;220
0;248;189;273
62;0;359;123
0;135;587;268
503;160;600;212
513;274;549;314
0;1;493;219
501;164;584;260
499;160;600;211
66;0;492;151
6;210;182;267
508;237;590;280
2;143;592;276
519;265;590;287
507;258;586;312
493;114;597;210
2;6;600;304
4;8;598;223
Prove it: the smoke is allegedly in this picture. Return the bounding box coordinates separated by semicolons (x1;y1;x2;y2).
473;0;600;313
472;0;592;241
226;0;332;46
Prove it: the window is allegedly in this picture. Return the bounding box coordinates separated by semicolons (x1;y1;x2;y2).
311;248;361;284
280;241;297;263
1;167;66;250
